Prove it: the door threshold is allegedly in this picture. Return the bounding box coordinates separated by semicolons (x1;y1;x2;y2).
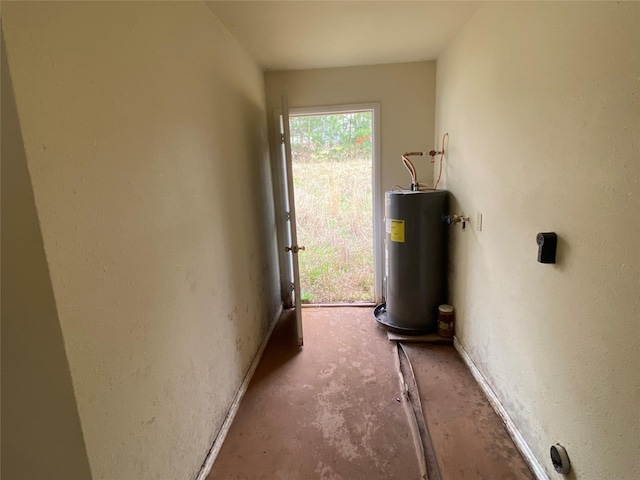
302;302;377;308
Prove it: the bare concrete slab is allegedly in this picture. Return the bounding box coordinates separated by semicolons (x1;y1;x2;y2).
209;307;534;480
208;307;420;479
401;343;535;480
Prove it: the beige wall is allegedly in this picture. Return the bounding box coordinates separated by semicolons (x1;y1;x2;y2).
1;31;93;480
436;2;639;478
266;62;437;191
2;2;280;479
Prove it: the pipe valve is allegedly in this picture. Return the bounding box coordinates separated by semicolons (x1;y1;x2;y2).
444;214;469;230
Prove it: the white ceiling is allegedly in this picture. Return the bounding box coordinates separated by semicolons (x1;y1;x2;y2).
205;1;481;71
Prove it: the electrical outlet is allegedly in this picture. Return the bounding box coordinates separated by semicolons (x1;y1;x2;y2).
477;212;483;231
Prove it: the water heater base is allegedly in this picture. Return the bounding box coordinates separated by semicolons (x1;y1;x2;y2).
373;303;433;336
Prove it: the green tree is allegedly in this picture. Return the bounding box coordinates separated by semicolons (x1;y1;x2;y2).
290;112;372;162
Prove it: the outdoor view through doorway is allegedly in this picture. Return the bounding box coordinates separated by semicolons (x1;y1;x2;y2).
290;110;374;304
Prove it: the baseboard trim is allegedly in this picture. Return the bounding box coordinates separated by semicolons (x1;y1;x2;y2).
453;337;548;480
195;303;283;480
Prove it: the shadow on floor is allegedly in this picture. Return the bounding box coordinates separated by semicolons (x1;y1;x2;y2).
249;308;302;389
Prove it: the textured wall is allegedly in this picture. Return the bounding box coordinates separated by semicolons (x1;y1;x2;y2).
1;31;93;480
2;2;280;479
435;2;639;478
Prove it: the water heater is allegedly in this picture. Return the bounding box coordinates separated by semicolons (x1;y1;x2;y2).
376;190;448;334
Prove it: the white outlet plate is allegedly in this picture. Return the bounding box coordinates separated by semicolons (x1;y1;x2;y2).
477;212;483;231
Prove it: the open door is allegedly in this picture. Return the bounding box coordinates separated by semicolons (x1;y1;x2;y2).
279;96;304;346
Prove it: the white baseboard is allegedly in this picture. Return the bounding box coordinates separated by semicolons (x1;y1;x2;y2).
453;337;549;480
195;303;283;480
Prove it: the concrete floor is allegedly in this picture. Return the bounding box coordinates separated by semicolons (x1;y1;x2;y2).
208;307;534;479
402;343;535;479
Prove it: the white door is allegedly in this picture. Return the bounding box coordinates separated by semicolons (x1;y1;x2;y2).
279;96;304;346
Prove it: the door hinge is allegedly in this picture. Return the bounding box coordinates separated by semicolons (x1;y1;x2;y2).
280;134;285;144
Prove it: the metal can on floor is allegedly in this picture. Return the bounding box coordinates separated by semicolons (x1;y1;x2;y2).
437;304;455;338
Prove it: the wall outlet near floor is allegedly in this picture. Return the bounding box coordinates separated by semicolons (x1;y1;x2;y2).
477;212;483;231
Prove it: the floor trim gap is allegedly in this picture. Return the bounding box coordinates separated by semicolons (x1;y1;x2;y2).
453;337;549;480
395;343;429;480
195;303;284;480
396;342;442;480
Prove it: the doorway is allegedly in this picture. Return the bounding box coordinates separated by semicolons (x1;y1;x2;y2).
288;106;381;304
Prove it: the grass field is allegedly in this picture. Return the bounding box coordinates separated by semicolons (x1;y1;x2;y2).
293;158;374;303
